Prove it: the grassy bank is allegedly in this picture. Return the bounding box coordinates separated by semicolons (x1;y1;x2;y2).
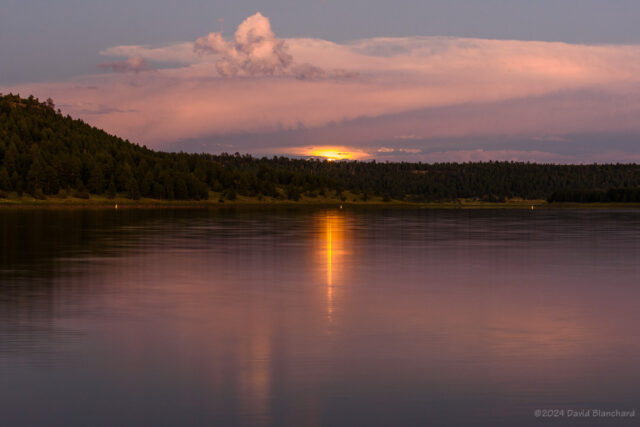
3;191;640;209
0;191;550;209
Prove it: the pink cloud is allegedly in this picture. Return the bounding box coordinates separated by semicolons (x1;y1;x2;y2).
377;147;421;154
99;55;153;73
100;43;197;65
194;12;293;77
191;13;357;81
3;12;640;159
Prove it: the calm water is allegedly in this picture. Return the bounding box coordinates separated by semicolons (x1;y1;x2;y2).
1;208;639;426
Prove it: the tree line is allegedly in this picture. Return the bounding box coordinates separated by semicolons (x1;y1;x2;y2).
2;94;640;202
548;188;640;203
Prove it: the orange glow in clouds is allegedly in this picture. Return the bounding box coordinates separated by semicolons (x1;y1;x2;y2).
294;146;370;161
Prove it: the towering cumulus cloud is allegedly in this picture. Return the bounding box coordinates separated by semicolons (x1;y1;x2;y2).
194;12;293;77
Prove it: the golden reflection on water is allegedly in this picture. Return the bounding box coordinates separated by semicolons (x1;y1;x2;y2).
316;212;349;323
237;324;272;426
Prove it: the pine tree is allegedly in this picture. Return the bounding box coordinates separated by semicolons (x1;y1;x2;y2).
88;163;105;194
162;173;174;199
11;172;22;195
140;171;154;197
152;182;165;199
3;143;18;176
27;145;44;195
127;178;141;200
106;179;117;199
174;176;188;199
0;167;11;191
43;165;60;195
118;162;135;192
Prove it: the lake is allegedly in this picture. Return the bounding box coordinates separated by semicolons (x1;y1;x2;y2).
1;207;639;426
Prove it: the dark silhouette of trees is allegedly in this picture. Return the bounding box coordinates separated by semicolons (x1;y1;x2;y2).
0;167;10;191
2;94;640;202
548;188;640;203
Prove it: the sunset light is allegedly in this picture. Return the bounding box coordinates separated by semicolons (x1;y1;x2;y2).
316;213;349;322
3;2;640;425
299;147;370;161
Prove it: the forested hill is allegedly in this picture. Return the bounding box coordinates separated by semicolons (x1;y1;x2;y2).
2;93;640;203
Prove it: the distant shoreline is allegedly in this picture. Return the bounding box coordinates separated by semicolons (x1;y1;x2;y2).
2;194;640;209
4;95;640;211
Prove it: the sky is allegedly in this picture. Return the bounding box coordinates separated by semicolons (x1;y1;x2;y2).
2;0;640;163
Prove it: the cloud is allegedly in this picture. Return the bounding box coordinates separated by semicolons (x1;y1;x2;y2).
377;147;421;154
194;12;293;77
99;55;153;73
394;134;423;141
280;146;581;163
4;12;640;163
286;146;371;160
262;145;640;164
290;63;327;80
531;135;570;143
418;149;574;163
192;12;356;80
100;43;197;65
411;149;640;164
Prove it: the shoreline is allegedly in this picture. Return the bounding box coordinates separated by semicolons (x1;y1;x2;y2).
2;194;640;209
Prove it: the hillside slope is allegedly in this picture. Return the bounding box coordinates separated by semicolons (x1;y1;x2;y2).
2;93;640;203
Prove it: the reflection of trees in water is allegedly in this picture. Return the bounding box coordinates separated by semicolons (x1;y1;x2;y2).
0;208;217;360
0;207;326;363
0;207;300;281
1;209;139;360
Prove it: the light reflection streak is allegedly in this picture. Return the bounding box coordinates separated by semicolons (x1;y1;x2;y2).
237;326;271;427
316;212;349;325
327;223;334;323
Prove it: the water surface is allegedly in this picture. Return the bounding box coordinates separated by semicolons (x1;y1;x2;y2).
1;208;639;426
